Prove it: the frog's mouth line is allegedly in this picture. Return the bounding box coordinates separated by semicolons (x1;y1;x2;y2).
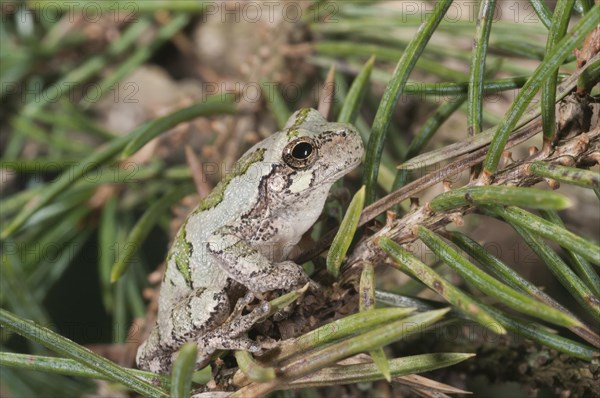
319;156;363;184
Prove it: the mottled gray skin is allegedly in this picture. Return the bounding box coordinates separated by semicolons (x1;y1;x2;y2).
136;109;364;373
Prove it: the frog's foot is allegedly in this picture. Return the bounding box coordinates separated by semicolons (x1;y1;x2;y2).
169;333;262;370
197;301;271;354
225;292;257;323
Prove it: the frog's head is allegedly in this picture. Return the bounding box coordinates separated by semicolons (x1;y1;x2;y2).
259;108;364;201
231;108;364;248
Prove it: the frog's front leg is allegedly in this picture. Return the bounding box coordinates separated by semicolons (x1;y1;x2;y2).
207;232;310;294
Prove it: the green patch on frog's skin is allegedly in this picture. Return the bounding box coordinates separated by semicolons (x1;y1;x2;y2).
286;108;311;138
169;147;267;286
194;148;267;213
169;221;193;285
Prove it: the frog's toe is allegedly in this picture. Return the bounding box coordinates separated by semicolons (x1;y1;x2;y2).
248;340;262;353
228;301;271;334
256;301;271;316
228;292;257;320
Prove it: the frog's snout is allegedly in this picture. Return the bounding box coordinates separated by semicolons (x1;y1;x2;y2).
340;124;365;167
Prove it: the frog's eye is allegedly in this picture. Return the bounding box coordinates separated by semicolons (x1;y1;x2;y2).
283;137;318;169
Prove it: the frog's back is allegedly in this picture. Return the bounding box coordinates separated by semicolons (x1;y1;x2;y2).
159;147;272;311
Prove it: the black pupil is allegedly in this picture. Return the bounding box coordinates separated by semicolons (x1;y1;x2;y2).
292;142;312;159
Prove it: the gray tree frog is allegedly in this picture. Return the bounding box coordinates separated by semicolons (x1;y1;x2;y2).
136;108;364;373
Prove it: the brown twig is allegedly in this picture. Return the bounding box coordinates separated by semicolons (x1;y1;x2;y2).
348;124;599;267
